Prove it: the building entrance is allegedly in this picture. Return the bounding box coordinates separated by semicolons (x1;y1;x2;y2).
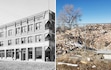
45;47;51;61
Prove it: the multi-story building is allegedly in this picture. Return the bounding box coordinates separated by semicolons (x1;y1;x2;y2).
0;10;55;62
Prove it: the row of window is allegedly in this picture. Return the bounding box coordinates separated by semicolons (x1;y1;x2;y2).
8;35;42;46
0;33;54;47
0;47;42;59
8;22;41;36
0;21;54;38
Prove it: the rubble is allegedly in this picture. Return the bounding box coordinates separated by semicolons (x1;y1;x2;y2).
56;24;111;70
56;24;111;55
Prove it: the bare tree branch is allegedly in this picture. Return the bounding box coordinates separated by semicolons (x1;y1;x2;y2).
58;4;82;29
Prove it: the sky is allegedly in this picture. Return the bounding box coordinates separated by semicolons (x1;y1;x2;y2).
56;0;111;25
0;0;55;26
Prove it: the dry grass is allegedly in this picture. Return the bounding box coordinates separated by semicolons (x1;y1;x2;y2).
0;60;55;70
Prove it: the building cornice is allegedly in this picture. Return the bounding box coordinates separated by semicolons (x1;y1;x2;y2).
0;10;55;29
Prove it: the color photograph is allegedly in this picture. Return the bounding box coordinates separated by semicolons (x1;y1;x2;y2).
56;0;111;70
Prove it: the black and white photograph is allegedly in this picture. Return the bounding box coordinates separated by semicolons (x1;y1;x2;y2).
0;0;55;70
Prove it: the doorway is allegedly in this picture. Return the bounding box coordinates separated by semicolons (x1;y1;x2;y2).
45;47;51;61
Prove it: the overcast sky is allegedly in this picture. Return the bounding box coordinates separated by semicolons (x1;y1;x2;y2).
0;0;55;26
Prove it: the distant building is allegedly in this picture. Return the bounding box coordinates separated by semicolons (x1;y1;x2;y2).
0;10;55;61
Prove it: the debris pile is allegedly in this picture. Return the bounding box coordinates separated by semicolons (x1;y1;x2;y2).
56;23;111;70
56;48;111;70
56;24;111;56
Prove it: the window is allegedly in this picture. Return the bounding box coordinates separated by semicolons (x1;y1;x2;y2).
35;22;41;30
35;47;42;59
0;41;3;46
35;35;42;42
52;14;55;20
16;27;21;34
28;24;33;32
16;49;19;59
52;21;55;32
12;49;14;58
16;38;19;45
21;37;26;44
6;50;11;57
8;40;12;45
6;49;14;58
8;29;13;36
21;48;26;60
51;13;55;20
0;32;3;37
0;50;4;58
28;48;32;59
28;36;33;43
21;26;27;33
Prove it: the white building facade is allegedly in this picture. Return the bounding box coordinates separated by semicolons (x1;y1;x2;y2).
0;10;55;62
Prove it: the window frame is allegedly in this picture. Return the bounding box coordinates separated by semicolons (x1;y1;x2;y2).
8;29;13;36
35;22;41;30
28;48;33;59
0;41;3;46
28;36;33;43
35;34;42;42
16;27;21;34
8;40;12;45
35;47;42;59
21;37;26;44
15;38;19;45
21;26;27;33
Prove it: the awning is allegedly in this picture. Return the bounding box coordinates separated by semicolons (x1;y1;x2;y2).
45;47;51;51
45;20;52;25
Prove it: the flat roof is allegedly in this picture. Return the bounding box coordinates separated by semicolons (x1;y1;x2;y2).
0;10;54;29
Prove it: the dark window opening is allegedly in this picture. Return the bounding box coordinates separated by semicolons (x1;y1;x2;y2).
21;37;26;44
16;49;19;59
35;47;42;59
28;48;32;59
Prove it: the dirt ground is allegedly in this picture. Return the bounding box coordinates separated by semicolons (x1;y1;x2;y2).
57;62;111;70
0;60;55;70
56;49;111;70
56;55;111;70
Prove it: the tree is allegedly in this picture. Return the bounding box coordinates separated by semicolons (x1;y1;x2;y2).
58;4;81;29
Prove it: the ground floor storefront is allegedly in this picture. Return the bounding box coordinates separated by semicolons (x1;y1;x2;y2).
0;46;55;62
